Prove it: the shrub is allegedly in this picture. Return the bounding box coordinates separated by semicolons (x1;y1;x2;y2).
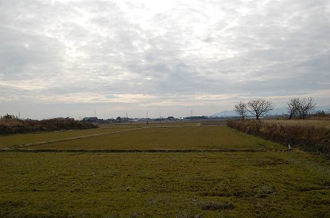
227;120;330;153
0;116;97;135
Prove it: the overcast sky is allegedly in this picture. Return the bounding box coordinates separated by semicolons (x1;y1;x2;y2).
0;0;329;119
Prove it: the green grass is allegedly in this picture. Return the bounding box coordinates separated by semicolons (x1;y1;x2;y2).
0;123;198;149
26;126;282;151
0;152;329;217
0;126;134;148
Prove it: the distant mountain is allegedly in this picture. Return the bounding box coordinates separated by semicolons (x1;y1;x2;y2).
213;110;237;117
213;105;330;117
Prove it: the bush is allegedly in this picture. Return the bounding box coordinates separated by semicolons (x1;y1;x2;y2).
0;116;97;135
227;120;330;153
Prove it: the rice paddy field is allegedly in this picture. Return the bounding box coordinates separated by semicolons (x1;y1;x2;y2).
1;123;330;217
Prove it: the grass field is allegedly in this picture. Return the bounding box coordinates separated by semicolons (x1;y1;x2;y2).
1;123;330;217
0;122;199;149
0;127;121;148
24;126;282;151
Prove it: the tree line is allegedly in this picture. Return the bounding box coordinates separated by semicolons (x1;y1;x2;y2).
0;115;97;135
234;97;316;120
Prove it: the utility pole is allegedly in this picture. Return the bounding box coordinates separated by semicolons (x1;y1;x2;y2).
146;111;148;119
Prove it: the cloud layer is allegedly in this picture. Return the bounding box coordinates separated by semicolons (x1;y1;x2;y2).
0;0;329;118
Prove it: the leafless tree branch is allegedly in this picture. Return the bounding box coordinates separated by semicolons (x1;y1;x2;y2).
247;99;275;120
234;101;247;120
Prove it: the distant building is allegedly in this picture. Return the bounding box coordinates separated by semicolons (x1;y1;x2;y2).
185;116;208;120
83;117;98;123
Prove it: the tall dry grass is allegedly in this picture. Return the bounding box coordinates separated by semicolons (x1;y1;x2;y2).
227;120;330;153
0;116;97;135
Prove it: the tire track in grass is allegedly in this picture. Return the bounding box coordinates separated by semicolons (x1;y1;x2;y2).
0;125;289;153
1;125;200;150
4;127;150;150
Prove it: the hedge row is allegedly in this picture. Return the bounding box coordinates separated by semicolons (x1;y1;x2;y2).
227;120;330;153
0;117;97;135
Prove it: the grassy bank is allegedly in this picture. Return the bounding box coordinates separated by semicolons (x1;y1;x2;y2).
0;116;97;135
227;120;330;154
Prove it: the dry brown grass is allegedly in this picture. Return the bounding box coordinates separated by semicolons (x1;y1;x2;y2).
227;120;330;153
0;117;96;135
263;119;330;129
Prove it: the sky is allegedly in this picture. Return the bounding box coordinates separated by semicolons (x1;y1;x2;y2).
0;0;329;119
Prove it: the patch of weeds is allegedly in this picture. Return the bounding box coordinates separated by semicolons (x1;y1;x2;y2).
202;185;276;199
146;198;156;206
176;211;202;218
130;212;145;218
201;202;234;211
0;200;25;210
256;185;276;198
70;188;81;193
256;157;290;166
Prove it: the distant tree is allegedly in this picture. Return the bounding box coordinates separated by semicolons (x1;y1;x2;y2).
234;101;248;120
287;98;300;119
298;97;316;119
3;114;15;120
247;99;275;120
315;110;326;116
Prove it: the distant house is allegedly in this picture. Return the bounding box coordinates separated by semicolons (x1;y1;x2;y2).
83;117;98;123
185;116;208;120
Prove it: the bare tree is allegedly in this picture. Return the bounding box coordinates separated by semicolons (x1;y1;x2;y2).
247;99;275;120
234;101;248;120
298;97;316;119
287;98;300;119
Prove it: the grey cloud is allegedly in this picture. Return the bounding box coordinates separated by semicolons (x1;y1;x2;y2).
0;0;329;119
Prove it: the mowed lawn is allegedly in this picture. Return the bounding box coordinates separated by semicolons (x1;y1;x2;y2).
26;126;282;151
0;152;329;217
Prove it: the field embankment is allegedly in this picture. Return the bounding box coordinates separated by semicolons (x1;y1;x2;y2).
227;120;330;153
0;116;97;135
263;119;330;129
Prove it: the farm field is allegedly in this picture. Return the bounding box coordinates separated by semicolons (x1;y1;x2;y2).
24;126;282;151
1;124;330;217
0;122;201;149
0;127;121;148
